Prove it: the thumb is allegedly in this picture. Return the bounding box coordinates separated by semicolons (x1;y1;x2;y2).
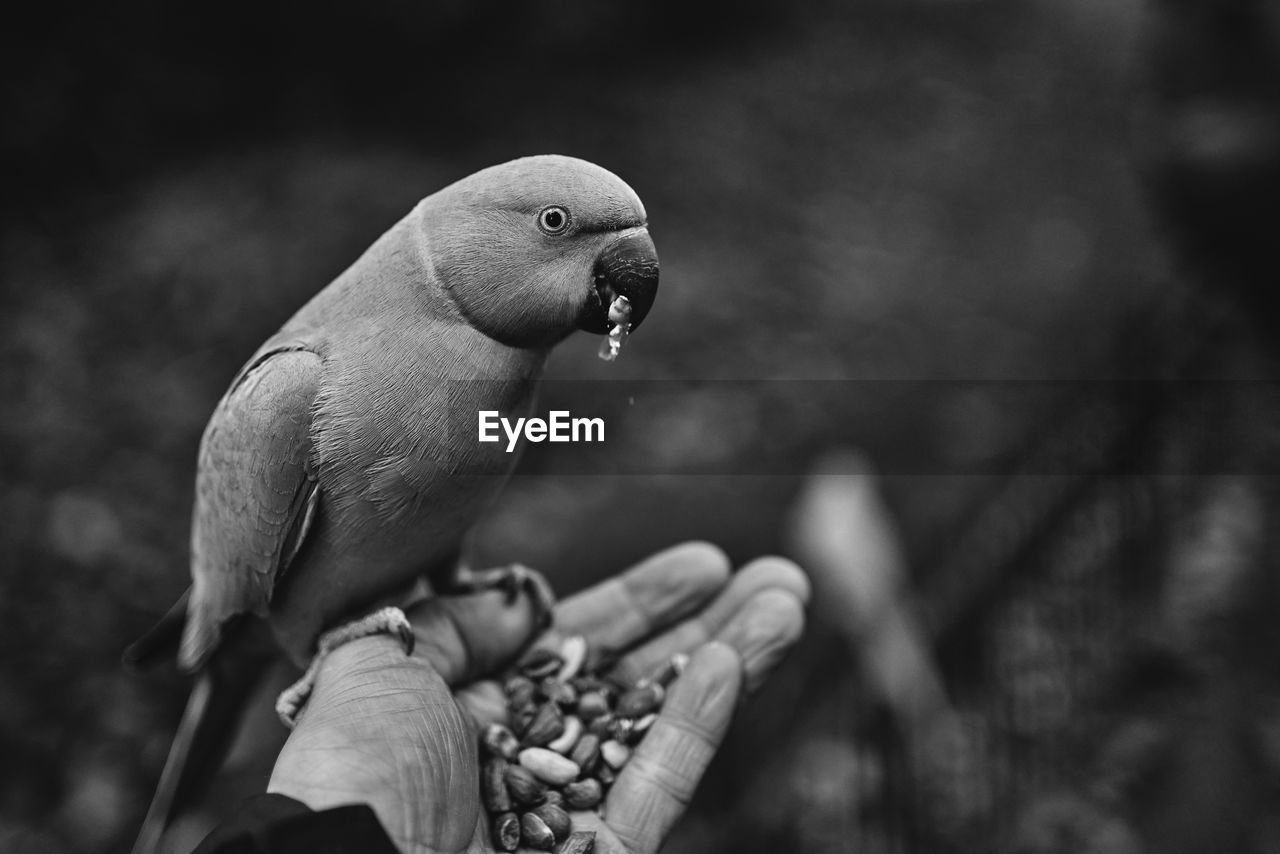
271;639;482;852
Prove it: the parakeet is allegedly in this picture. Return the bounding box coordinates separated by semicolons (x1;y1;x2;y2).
127;154;659;853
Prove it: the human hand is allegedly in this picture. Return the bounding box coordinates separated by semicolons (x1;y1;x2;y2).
266;542;808;854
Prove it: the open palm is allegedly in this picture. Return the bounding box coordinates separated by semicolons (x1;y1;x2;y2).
266;542;809;854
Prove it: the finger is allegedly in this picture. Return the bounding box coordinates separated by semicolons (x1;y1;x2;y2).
603;642;742;854
712;588;807;692
457;588;808;727
550;541;731;656
405;587;541;687
611;556;809;683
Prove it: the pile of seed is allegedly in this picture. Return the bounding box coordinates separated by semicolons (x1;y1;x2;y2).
478;634;687;853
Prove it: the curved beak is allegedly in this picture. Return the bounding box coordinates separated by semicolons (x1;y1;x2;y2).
578;228;659;334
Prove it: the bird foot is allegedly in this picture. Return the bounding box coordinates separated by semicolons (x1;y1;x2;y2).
275;606;414;728
448;563;557;631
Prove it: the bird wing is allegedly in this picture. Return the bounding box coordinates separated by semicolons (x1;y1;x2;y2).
179;344;323;671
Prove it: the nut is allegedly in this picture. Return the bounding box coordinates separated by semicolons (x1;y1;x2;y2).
648;652;689;687
563;778;603;810
576;690;611;720
540;676;578;708
586;714;615;739
569;733;600;774
523;703;566;747
482;758;512;813
482;723;521;761
616;682;664;717
555;831;598;854
600;739;631;770
547;715;583;754
609;717;636;744
492;812;520;852
504;675;538;710
521;812;557;851
632;713;657;738
570;675;612;695
519;747;581;785
504;763;546;807
557;635;588;681
519;647;564;680
532;802;572;841
510;706;537;738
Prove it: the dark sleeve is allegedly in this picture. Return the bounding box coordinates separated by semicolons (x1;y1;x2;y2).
191;794;401;854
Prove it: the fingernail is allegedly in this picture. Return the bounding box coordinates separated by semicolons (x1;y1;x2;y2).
734;557;812;606
718;590;806;692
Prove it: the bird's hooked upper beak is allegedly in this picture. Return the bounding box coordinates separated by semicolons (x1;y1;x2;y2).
578;228;659;334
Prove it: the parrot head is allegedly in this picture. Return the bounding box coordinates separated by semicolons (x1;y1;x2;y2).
422;154;659;349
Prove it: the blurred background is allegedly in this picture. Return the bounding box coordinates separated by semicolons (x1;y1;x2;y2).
5;0;1280;851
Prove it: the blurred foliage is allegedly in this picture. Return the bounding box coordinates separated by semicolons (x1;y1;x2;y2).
8;0;1276;852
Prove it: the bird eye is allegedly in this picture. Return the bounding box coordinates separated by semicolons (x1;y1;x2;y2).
537;206;571;235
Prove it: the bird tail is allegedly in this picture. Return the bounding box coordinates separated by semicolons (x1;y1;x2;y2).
130;617;275;854
124;590;191;673
132;671;214;854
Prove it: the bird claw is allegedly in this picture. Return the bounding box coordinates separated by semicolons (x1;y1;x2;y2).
276;667;318;729
396;621;416;657
275;606;414;728
314;606;414;655
493;564;556;630
446;563;557;630
520;566;557;631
